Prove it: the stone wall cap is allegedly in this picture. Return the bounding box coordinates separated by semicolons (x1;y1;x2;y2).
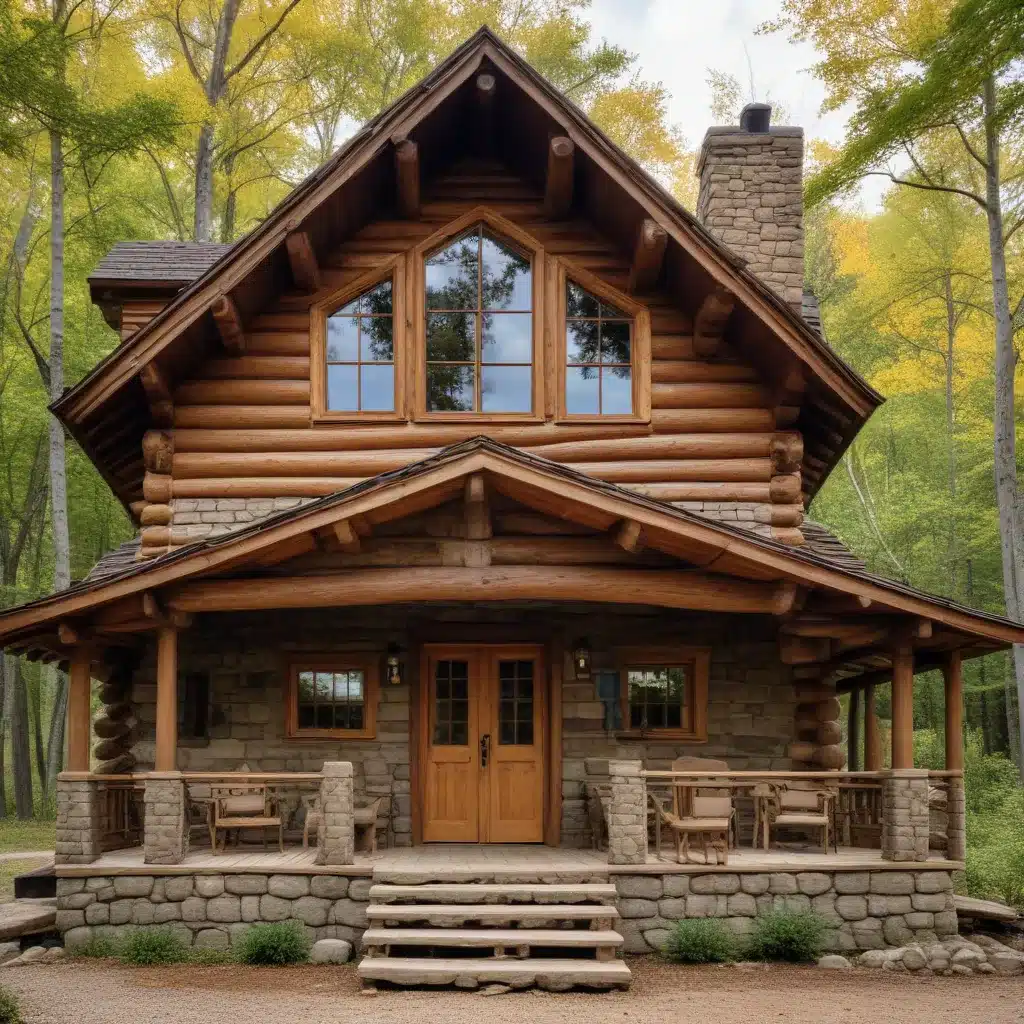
886;768;930;779
322;761;354;777
144;771;185;780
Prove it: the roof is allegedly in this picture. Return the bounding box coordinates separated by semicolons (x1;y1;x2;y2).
801;521;866;572
89;242;232;286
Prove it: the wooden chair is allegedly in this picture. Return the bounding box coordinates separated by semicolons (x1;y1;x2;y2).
303;795;388;852
670;757;736;848
651;791;732;865
209;783;283;854
769;782;837;854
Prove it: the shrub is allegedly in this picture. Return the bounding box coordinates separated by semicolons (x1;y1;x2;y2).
74;936;120;959
233;922;310;965
662;918;736;963
745;910;828;963
117;929;190;966
0;985;21;1024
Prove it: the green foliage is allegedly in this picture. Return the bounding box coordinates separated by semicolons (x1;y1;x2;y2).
116;929;191;966
233;922;310;965
72;935;119;959
662;918;736;963
186;946;233;965
0;985;21;1024
745;910;828;963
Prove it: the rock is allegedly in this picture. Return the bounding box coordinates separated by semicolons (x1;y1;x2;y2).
617;876;662;899
768;874;798;895
662;876;689;897
904;912;934;930
268;875;310;899
153;903;182;924
455;974;479;990
850;918;884;949
901;946;927;971
44;947;65;961
690;874;739;895
347;880;373;901
658;898;686;919
835;896;868;921
292;897;330;928
618;898;657;919
953;895;1017;922
817;955;851;969
834;873;870;895
194;928;229;950
207;896;242;924
951;964;973;976
869;896;912;917
480;984;512;996
0;943;20;966
869;873;914;896
684;895;720;918
858;950;888;969
727;893;756;917
933;911;958;936
797;873;832;897
164;878;194;902
911;894;949;913
331;900;368;929
224;875;268;896
310;938;352;964
181;897;207;923
310;877;349;900
112;877;154;899
883;917;914;947
195;877;225;899
258;895;293;922
18;946;48;963
951;947;985;969
62;927;94;952
915;872;952;895
988;951;1023;976
740;874;770;895
976;962;997;975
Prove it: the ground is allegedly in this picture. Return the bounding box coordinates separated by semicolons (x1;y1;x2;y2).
0;821;54;855
2;959;1023;1024
0;859;49;903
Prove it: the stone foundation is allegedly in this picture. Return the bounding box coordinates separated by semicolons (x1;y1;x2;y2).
55;775;102;865
56;873;370;952
612;868;958;955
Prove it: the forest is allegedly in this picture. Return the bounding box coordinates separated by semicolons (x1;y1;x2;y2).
0;0;1022;897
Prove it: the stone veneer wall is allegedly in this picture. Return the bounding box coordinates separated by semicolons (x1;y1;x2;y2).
169;497;315;542
56;873;370;952
675;501;775;540
612;869;958;955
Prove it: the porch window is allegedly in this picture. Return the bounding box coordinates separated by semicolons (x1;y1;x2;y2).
325;280;395;413
424;225;534;413
565;280;633;415
286;658;378;739
614;647;709;741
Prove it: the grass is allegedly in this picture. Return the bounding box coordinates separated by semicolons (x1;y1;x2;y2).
0;819;55;854
0;984;21;1024
73;928;294;966
0;858;50;904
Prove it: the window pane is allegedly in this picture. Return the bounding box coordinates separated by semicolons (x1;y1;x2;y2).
298;671;315;702
347;671;365;701
298;704;315;729
360;317;394;361
482;234;531;310
482;365;532;413
315;704;333;729
326;364;358;411
566;321;599;364
326;316;359;361
426;233;479;309
566;365;599;414
600;321;631;364
601;298;627;318
451;720;468;745
482;312;532;362
602;367;632;414
348;704;364;730
427;311;475;362
427;364;474;411
567;281;599;318
361;365;395;412
332;673;349;700
363;279;393;315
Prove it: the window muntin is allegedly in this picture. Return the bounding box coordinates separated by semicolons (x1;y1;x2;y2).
296;669;366;731
626;665;692;732
497;659;534;746
565;280;633;415
425;226;533;413
325;280;394;413
432;659;470;745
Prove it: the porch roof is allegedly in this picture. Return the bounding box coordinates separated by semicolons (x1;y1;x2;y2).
1;437;1021;680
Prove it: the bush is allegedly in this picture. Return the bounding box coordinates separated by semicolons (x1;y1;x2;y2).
74;936;120;959
662;918;736;963
117;929;190;966
0;986;21;1024
233;922;310;965
745;910;828;963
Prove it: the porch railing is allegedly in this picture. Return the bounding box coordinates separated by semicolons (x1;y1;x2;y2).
94;775;145;851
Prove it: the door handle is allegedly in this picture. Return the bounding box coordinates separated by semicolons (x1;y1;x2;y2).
480;733;490;767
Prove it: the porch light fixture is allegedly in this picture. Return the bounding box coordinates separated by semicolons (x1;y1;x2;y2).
572;639;592;679
386;644;404;686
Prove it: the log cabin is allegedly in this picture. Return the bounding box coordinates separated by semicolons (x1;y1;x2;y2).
2;29;1022;986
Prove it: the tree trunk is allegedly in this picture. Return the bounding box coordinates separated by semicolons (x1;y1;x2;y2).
194;122;216;242
30;665;46;796
5;656;34;819
942;270;959;597
981;76;1024;780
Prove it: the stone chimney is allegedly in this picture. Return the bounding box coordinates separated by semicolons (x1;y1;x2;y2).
696;103;804;311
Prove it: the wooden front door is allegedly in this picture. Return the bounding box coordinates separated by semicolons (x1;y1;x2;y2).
421;645;545;843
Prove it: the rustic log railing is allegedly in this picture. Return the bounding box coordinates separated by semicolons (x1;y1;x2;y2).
95;776;145;851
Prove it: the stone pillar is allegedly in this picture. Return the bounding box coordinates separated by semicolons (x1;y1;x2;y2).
607;760;646;865
316;761;354;866
143;771;189;865
881;768;930;862
946;775;966;862
55;773;101;865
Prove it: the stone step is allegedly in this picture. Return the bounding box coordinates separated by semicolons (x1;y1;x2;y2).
358;955;632;990
362;927;623;952
366;903;619;924
369;883;618;905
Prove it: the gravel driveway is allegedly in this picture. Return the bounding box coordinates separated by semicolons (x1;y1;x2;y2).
3;958;1023;1024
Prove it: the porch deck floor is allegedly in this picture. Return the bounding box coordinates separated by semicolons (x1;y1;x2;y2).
56;844;962;877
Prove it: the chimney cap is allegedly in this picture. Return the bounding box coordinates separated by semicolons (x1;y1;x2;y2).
739;103;772;133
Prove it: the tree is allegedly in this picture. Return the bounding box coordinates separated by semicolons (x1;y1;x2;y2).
765;0;1024;773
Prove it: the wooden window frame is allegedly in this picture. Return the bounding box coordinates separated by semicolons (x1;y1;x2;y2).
285;655;379;740
612;645;709;742
411;207;545;423
309;256;406;423
555;257;651;425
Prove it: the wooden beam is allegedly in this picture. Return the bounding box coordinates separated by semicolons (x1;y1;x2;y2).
66;646;93;772
211;294;245;354
58;622;81;646
944;649;964;772
154;625;178;772
864;683;881;770
169;566;793;616
891;642;915;770
779;633;832;665
139;363;173;428
628;218;668;294
693;289;735;357
543;136;574;219
143;590;193;631
465;473;491;540
285;229;321;292
332;519;361;554
614;519;644;554
394;138;420;219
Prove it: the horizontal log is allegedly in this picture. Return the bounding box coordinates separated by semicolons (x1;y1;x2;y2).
246;331;309;355
769;473;802;503
168;566;792;615
575;459;772;484
532;433;773;462
772;526;806;546
770;504;804;528
652;361;757;384
818;720;842;745
174;379;309;406
652;382;770;410
174;406;312;429
652;408;775;432
171;477;364;498
143;473;172;504
626;481;772;502
140;503;172;526
203;356;310;380
142;430;173;474
651;335;695;360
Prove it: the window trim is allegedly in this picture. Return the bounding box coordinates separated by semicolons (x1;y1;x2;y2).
412;207;545;423
612;645;709;741
309;257;406;423
285;655;379;740
555;258;651;424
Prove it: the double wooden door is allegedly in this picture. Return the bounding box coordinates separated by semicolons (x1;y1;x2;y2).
421;645;545;843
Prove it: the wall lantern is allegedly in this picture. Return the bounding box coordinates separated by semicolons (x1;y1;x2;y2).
572;638;592;679
386;644;404;686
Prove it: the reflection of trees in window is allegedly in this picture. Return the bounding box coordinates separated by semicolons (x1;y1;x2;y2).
627;666;689;731
325;280;394;412
565;281;633;415
296;669;366;731
425;226;533;413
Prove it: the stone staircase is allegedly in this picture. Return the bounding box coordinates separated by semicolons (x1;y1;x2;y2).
357;879;631;991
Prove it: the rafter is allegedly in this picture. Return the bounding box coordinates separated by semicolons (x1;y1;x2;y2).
394;137;420;219
212;294;246;354
628;218;667;293
285;229;321;292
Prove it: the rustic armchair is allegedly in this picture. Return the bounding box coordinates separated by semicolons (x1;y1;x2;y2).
209;783;283;854
651;791;733;865
303;794;388;852
768;781;838;854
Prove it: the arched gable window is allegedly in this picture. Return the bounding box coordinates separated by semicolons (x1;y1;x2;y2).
423;225;534;414
325;279;395;413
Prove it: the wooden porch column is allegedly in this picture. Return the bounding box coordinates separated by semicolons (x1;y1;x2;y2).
943;650;964;771
890;643;915;770
847;686;862;771
66;646;93;772
864;684;882;770
154;626;178;772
